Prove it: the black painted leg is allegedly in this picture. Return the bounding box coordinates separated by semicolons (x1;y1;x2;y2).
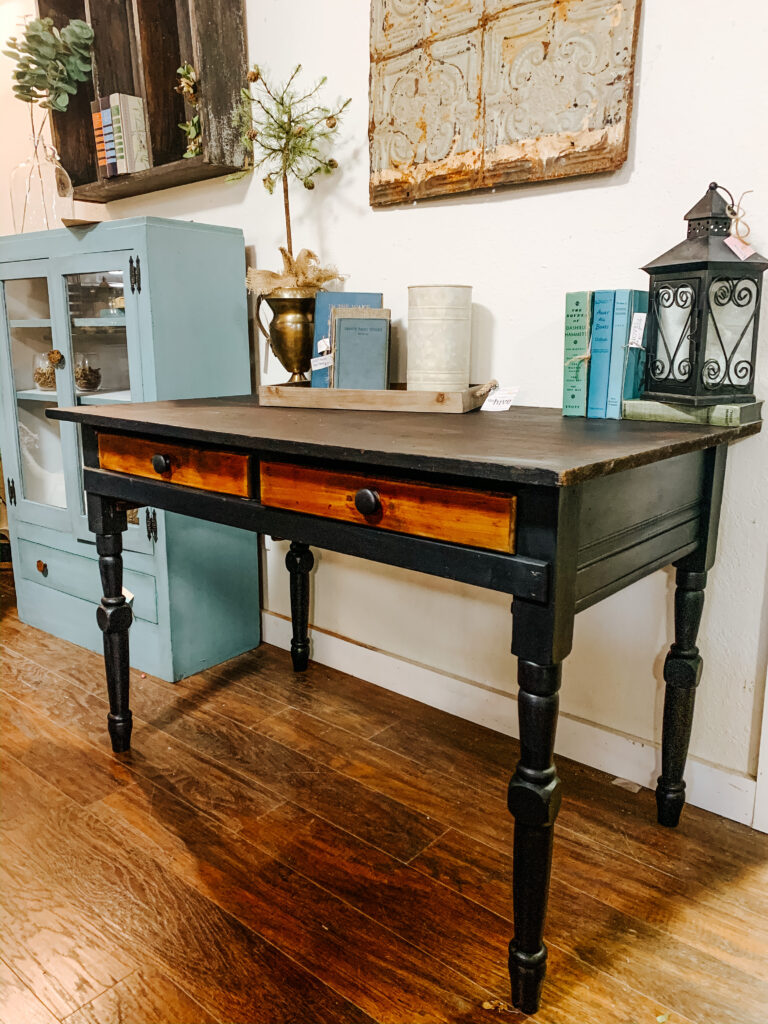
285;541;314;672
656;568;707;827
88;495;133;753
508;659;562;1015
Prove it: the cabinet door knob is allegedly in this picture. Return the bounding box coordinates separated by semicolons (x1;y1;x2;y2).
151;454;171;474
354;488;381;516
36;559;48;576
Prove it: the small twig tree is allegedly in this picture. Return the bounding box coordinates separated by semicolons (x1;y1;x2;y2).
236;63;350;260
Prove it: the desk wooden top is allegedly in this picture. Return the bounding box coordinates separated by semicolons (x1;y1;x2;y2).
49;396;761;486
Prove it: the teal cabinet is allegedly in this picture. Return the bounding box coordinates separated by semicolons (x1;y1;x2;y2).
0;217;260;680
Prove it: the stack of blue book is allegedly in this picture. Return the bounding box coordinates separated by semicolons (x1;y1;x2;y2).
311;291;383;389
562;289;649;418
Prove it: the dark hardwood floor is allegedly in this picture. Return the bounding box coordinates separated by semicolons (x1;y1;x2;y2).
1;568;767;1024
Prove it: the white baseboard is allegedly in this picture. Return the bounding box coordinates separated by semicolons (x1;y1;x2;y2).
262;611;757;827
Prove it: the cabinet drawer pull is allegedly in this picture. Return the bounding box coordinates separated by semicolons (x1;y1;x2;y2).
36;559;48;576
151;454;171;474
354;488;381;516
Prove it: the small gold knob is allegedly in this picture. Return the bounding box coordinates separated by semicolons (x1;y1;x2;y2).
48;350;64;367
36;559;48;576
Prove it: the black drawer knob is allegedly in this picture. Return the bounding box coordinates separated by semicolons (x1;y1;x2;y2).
354;488;381;516
151;454;171;474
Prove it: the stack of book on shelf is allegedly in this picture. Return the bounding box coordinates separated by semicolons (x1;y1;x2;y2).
311;291;391;390
91;94;150;178
562;289;648;419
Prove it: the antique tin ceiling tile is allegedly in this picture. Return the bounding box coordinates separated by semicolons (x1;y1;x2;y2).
369;0;642;205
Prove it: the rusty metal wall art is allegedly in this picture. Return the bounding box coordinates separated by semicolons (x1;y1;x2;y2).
369;0;643;206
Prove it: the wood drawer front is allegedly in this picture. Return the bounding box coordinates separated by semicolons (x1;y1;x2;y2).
260;461;516;553
98;433;252;498
18;539;158;623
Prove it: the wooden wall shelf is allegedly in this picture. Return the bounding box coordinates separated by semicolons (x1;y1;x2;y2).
72;156;242;202
38;0;248;204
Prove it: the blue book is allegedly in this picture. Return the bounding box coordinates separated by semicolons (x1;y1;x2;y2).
311;291;383;387
586;290;616;418
334;311;390;390
605;290;649;419
623;292;649;404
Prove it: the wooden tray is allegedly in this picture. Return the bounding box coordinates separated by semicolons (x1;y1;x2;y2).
257;383;491;414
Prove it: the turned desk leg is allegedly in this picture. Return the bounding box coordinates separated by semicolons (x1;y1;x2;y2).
286;541;314;672
508;659;562;1015
88;495;133;753
656;568;707;827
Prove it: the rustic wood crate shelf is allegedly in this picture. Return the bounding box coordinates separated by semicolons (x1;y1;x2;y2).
38;0;247;203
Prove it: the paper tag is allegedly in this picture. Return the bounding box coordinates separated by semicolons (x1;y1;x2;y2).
310;354;333;372
628;312;647;348
317;336;331;355
723;235;755;260
612;777;641;794
121;586;134;606
481;386;519;412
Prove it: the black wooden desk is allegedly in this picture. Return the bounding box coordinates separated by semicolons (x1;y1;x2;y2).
48;398;761;1014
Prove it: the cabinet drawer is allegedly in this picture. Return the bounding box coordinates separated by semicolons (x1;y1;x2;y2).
260;461;516;553
98;433;252;497
18;539;158;623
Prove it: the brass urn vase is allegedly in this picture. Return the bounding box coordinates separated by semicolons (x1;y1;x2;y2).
256;288;317;386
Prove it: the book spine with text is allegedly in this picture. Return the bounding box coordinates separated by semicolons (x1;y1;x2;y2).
586;290;616;418
109;95;127;175
562;291;593;416
100;95;118;177
91;100;107;177
605;289;631;419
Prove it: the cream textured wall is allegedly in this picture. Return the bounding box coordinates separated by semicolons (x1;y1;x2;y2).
2;1;767;781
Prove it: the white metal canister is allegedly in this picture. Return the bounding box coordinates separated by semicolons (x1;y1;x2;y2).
407;285;472;392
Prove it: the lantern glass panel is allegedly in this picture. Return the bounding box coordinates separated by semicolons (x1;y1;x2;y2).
650;281;697;384
703;276;758;391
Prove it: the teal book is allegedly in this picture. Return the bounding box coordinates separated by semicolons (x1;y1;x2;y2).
311;291;383;388
586;290;616;418
333;310;391;390
623;291;649;404
605;290;649;419
562;291;593;416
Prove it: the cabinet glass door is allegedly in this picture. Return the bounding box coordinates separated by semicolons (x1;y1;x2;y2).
0;264;75;531
59;253;154;554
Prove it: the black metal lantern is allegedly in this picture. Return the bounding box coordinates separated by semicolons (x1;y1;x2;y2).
642;183;767;406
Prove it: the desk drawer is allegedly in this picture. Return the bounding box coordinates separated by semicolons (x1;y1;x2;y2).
98;433;252;498
260;460;516;552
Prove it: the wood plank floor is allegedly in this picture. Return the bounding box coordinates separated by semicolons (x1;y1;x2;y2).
1;570;767;1024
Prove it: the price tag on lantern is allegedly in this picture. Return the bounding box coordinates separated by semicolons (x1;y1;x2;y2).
481;386;520;412
723;235;756;261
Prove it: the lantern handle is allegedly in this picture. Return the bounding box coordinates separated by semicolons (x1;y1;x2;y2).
711;182;753;240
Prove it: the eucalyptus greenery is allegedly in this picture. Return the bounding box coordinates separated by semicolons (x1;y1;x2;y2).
4;17;93;113
235;63;350;259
